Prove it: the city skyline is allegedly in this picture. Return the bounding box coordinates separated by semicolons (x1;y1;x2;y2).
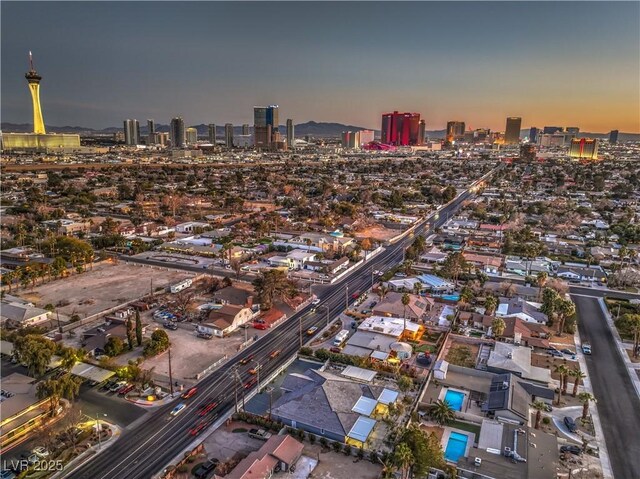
2;2;639;132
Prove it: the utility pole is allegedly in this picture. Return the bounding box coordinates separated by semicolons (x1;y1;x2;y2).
229;366;240;413
168;344;174;396
299;315;303;349
267;386;274;420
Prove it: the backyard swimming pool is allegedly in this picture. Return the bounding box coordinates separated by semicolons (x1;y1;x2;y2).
444;431;469;462
444;389;465;411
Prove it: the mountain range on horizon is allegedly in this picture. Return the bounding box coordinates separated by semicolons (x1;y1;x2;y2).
1;121;638;141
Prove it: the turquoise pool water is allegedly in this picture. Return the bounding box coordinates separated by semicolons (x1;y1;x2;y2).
445;432;468;462
441;294;460;301
444;389;465;411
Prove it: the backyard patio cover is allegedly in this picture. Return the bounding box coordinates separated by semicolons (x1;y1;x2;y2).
347;416;377;443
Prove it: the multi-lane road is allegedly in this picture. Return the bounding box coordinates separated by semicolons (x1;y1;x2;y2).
68;187;473;479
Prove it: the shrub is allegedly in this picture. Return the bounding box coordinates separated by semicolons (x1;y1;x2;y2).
319;437;328;448
308;433;316;444
299;347;313;356
177;464;189;473
297;429;305;441
542;417;551;425
369;451;379;463
343;444;352;456
357;447;365;459
315;349;330;361
332;441;342;452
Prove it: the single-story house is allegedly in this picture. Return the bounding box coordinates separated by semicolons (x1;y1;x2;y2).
0;301;50;328
199;305;254;337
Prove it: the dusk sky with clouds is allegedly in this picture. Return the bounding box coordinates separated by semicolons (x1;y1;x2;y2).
2;1;639;132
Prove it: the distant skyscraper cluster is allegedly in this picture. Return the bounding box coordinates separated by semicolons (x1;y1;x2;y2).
254;105;281;149
446;121;466;143
381;111;423;146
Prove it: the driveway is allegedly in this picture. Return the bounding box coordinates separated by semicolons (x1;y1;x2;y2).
572;295;640;479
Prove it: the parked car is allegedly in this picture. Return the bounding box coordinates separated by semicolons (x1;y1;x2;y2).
560;445;582;455
163;322;178;330
0;469;16;479
329;347;342;353
101;379;118;391
253;322;269;330
109;381;127;393
32;447;49;459
561;349;575;355
194;459;220;479
564;416;578;433
197;332;213;340
248;428;272;441
582;343;592;355
181;387;198;399
118;384;135;396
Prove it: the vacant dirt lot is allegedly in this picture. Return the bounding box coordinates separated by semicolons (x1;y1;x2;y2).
353;225;401;242
18;262;194;319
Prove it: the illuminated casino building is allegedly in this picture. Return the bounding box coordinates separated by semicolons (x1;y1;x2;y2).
381;111;423;146
1;52;81;152
446;121;466;143
504;117;522;144
569;138;599;160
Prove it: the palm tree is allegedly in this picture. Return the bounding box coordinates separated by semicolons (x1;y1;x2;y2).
429;399;456;425
491;317;506;338
532;400;546;429
401;293;410;335
485;296;498;316
570;368;586;397
536;272;548;300
392;442;414;479
556;299;576;336
377;285;389;302
626;314;640;359
553;365;569;404
578;392;595;420
412;281;423;296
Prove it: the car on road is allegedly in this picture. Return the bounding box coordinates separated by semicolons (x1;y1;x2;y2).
244;378;257;389
181;387;198;399
269;349;281;359
194;459;220;479
189;420;209;436
311;298;320;305
248;428;272;441
560;445;582;456
563;416;578;433
582;343;592;355
249;364;262;375
170;403;187;416
32;447;49;459
239;355;254;365
198;401;218;417
350;291;360;299
306;326;318;336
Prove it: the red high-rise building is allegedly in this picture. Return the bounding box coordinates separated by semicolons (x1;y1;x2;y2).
381;111;422;146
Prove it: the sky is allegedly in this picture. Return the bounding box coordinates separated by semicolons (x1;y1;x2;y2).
2;1;639;132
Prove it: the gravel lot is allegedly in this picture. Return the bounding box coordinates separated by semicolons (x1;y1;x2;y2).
17;261;194;318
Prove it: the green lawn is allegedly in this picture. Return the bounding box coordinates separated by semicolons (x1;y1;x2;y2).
414;343;436;353
450;420;481;437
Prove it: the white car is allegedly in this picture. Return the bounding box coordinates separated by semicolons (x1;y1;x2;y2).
170;403;187;416
311;299;320;305
32;447;49;459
